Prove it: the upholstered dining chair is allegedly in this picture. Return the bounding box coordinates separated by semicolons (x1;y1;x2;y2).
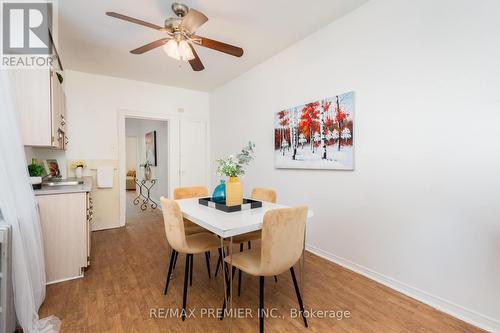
220;206;309;332
160;197;225;321
171;186;213;279
173;186;210;235
214;187;278;294
234;187;277;247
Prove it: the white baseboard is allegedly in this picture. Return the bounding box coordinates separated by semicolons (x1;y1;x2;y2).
305;244;500;333
46;274;83;285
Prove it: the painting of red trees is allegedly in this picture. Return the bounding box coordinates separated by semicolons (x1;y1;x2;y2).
274;91;354;170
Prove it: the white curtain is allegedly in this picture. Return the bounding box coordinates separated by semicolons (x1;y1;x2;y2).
0;71;60;332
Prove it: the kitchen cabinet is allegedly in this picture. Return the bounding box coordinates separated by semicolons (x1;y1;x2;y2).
36;191;92;284
9;67;67;149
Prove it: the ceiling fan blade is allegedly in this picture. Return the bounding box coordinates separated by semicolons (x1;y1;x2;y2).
193;35;243;57
188;44;204;71
180;9;208;33
106;12;163;31
130;38;170;54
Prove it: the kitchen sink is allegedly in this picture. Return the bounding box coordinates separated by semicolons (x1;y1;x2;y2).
42;178;84;186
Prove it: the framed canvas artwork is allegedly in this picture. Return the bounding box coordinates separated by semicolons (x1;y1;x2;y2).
274;91;354;170
145;131;157;166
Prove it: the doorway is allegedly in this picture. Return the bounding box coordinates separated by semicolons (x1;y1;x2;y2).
124;118;168;224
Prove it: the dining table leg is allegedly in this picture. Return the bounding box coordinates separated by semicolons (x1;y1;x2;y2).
220;236;227;319
219;236;234;332
229;236;234;333
300;226;306;295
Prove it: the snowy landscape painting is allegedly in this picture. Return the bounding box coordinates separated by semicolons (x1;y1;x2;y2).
274;91;354;170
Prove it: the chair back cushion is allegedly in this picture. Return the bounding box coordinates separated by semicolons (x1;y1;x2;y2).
173;186;209;200
260;206;308;276
251;188;277;203
160;197;188;252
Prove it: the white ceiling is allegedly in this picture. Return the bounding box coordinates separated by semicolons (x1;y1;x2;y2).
58;0;368;91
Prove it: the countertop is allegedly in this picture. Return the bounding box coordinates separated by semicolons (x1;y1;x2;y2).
34;177;93;196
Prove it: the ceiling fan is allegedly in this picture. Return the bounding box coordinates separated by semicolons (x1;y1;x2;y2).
105;2;244;71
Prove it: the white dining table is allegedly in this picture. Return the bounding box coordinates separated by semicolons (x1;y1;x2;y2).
176;198;314;331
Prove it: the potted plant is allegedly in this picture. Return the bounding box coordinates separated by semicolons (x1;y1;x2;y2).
215;142;255;206
28;159;45;189
71;160;87;178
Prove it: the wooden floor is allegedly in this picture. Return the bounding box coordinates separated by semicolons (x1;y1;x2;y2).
39;196;484;333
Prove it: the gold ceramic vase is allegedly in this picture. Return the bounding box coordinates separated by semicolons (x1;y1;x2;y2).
225;176;243;206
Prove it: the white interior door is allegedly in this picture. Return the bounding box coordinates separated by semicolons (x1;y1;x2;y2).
125;136;138;172
179;120;207;187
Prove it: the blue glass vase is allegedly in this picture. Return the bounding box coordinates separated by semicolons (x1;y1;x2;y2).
212;180;226;204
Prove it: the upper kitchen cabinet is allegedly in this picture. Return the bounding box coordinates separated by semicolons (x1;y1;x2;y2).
9;66;67;149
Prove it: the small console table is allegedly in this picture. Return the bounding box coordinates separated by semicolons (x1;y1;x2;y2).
133;179;158;211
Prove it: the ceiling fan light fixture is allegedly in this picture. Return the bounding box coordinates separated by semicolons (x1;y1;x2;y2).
163;39;194;62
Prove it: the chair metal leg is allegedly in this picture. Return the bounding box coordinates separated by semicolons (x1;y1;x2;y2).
290;267;308;328
214;248;222;277
163;249;176;295
237;269;242;296
173;251;178;269
220;258;231;320
259;276;265;333
237;243;243;296
182;254;191;321
189;254;194;286
204;251;211;279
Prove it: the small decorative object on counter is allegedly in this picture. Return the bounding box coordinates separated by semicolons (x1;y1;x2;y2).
141;160;153;180
215;141;255;206
44;159;61;178
28;158;45;190
212;180;226;204
71;160;87;179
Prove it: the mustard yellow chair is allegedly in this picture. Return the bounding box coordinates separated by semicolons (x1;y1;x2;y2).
168;186;214;281
174;186;210;235
214;187;277;290
233;187;277;246
161;197;224;321
221;206;309;332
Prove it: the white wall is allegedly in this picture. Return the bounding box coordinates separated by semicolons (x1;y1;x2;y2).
63;70;209;229
125;118;168;202
209;0;500;330
64;70;209;161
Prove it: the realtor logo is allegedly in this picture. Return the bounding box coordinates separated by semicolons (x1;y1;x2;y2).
2;2;52;54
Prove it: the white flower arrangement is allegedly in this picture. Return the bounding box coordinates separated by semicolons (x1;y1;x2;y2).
70;160;86;169
215;142;255;178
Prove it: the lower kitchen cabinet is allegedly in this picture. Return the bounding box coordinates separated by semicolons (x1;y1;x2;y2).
36;191;92;284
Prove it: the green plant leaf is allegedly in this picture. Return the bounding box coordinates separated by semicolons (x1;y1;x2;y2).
28;164;45;177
